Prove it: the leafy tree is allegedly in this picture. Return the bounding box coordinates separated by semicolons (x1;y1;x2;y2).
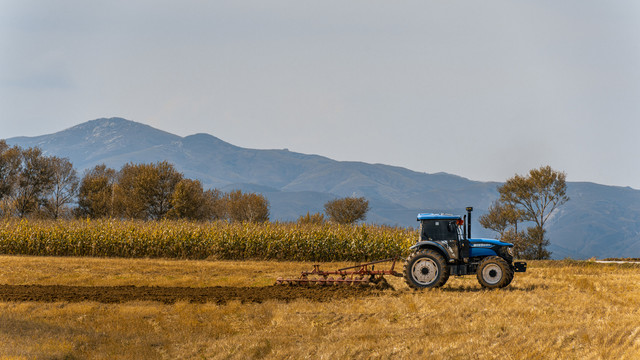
148;161;183;219
113;161;183;220
202;188;225;220
168;179;207;220
168;181;227;221
13;147;56;218
484;166;569;260
45;156;79;219
499;166;569;229
479;200;528;257
499;228;528;259
224;190;270;223
521;226;551;260
479;200;523;237
324;196;370;224
112;163;147;219
297;211;325;225
76;165;117;218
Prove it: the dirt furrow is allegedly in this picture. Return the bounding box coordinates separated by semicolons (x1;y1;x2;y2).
0;284;386;304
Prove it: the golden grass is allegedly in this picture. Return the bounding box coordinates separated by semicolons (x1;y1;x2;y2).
0;255;315;288
0;256;639;359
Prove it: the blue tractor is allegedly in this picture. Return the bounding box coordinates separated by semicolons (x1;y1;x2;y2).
404;207;527;289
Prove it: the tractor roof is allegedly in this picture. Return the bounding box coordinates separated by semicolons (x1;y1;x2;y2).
417;213;462;221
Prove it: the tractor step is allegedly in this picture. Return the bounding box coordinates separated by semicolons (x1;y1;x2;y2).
513;261;527;272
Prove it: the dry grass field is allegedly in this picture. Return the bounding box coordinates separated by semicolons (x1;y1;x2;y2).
0;256;639;359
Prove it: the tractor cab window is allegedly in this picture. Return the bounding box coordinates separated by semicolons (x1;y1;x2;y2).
421;220;458;241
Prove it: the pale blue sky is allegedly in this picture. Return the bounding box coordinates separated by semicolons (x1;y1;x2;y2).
1;1;639;189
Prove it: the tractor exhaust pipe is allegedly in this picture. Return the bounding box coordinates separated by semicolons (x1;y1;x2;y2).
463;215;467;240
466;206;473;239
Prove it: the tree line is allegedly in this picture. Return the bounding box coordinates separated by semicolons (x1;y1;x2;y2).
0;140;371;224
0;140;270;222
75;162;272;222
0;141;78;219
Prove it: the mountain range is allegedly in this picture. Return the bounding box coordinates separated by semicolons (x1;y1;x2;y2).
6;117;640;259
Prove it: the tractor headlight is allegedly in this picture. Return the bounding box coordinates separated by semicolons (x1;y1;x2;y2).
507;246;514;257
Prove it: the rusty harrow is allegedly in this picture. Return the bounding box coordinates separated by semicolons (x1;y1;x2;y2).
275;257;403;286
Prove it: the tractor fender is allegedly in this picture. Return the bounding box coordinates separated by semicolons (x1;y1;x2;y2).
409;241;451;262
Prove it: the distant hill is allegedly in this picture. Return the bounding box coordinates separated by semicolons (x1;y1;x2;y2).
6;117;640;259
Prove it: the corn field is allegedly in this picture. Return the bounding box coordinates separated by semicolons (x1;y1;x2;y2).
0;219;417;262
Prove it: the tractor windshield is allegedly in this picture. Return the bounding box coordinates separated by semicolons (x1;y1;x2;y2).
421;220;459;241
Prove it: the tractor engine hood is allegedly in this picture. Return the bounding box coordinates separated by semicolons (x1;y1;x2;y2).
469;238;513;247
468;238;513;258
469;239;513;258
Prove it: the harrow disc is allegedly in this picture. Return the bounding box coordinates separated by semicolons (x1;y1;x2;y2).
275;257;402;287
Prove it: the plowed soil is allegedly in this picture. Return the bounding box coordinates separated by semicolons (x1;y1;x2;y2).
0;284;386;304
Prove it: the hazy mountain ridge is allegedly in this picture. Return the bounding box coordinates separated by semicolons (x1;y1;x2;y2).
9;118;181;166
6;117;640;259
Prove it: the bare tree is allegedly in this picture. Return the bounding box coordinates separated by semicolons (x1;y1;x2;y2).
0;140;21;216
45;157;79;219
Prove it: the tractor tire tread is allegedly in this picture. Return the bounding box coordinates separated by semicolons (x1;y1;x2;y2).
477;256;513;289
403;249;449;289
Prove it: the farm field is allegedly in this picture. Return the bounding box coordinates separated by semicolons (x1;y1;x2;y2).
0;220;415;262
0;256;639;359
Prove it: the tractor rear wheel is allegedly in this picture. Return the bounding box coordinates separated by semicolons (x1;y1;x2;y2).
403;249;449;289
476;256;513;289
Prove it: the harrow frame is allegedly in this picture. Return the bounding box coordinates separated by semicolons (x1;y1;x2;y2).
275;257;403;286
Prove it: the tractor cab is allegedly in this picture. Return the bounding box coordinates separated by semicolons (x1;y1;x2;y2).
417;215;462;242
416;213;470;262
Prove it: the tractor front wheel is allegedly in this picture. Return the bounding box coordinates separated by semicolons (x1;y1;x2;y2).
476;256;514;289
403;249;449;289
